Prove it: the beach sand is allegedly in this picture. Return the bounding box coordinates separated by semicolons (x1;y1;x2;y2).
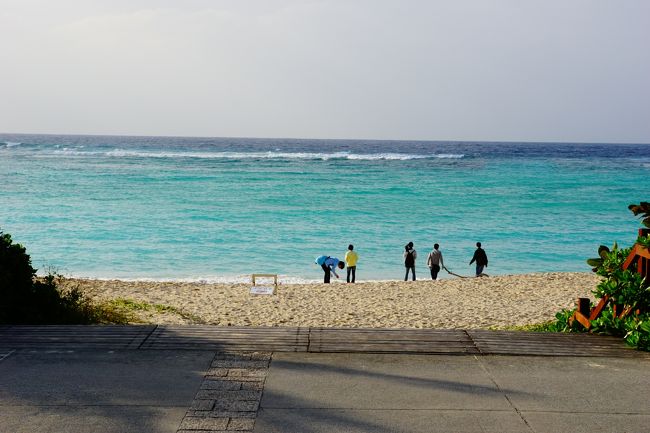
63;272;600;329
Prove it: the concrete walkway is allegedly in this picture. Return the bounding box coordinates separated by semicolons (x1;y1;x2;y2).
0;349;213;433
1;326;649;433
255;352;650;433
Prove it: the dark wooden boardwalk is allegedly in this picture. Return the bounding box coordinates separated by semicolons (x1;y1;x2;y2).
0;325;647;358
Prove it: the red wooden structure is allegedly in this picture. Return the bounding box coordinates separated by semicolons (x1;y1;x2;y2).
571;229;650;330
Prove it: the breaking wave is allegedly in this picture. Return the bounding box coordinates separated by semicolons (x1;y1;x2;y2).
52;148;465;160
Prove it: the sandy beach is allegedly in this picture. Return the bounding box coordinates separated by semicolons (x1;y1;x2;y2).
63;272;600;329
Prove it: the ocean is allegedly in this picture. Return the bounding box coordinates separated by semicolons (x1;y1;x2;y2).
1;134;649;282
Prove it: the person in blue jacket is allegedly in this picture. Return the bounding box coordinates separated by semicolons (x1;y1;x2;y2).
315;255;345;283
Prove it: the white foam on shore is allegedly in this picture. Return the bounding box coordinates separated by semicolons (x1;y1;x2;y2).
60;273;322;285
55;273;422;285
48;271;590;285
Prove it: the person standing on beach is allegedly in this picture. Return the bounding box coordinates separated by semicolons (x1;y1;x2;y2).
469;242;488;276
404;242;417;281
344;244;358;283
315;255;345;283
427;243;444;280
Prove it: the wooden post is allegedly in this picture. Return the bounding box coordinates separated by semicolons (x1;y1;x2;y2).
571;297;593;329
577;298;590;317
589;295;610;320
639;256;644;276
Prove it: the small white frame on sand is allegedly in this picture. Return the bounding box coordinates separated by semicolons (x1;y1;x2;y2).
250;274;278;295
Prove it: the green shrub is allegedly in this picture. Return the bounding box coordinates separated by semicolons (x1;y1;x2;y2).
0;229;39;322
552;308;583;333
624;316;650;351
628;202;650;228
551;203;650;351
0;228;129;324
590;245;650;311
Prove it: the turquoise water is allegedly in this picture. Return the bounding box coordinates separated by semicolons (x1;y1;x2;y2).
1;134;649;282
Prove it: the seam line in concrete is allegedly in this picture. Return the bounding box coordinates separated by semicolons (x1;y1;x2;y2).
256;407;520;412
517;409;650;415
0;350;15;362
137;325;159;349
473;355;537;433
306;327;312;352
464;329;482;354
253;407;650;415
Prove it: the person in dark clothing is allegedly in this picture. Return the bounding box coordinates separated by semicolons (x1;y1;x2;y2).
469;242;488;276
403;242;417;281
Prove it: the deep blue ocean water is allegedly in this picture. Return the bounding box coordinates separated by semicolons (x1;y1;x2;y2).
1;134;649;282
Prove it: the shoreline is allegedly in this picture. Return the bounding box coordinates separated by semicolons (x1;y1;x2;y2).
50;270;582;285
62;271;600;329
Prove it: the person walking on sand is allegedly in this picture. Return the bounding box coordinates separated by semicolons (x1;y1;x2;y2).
344;244;358;283
469;242;488;276
404;242;417;281
427;243;444;280
315;255;345;284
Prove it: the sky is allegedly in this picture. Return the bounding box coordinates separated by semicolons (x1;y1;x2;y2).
1;0;649;143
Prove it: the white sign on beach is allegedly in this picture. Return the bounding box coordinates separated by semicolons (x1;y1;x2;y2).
250;286;275;295
250;273;278;295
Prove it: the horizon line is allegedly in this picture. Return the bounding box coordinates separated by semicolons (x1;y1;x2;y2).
1;130;649;146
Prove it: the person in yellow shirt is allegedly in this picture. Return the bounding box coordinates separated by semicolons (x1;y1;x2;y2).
344;244;359;283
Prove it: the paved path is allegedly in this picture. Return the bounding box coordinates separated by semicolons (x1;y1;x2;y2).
256;352;650;433
1;326;649;433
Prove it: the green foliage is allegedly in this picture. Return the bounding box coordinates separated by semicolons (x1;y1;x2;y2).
552;203;650;351
0;227;199;325
0;230;37;322
591;310;650;351
637;234;650;250
585;245;650;351
591;246;650;310
586;244;614;270
590;308;627;335
629;318;650;351
0;227;129;324
516;322;557;332
628;202;650;228
490;321;556;332
552;308;584;332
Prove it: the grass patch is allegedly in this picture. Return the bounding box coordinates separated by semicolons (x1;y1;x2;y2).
490;321;558;332
100;298;203;324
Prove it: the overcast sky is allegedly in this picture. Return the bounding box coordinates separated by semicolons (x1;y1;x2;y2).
1;0;648;142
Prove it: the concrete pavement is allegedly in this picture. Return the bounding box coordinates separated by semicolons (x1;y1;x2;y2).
255;353;650;433
0;349;212;433
1;326;649;433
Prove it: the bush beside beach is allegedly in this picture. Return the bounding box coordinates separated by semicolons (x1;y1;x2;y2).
551;203;650;351
0;229;129;324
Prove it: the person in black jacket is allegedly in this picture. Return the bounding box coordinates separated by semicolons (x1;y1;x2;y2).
469;242;488;276
403;242;417;281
